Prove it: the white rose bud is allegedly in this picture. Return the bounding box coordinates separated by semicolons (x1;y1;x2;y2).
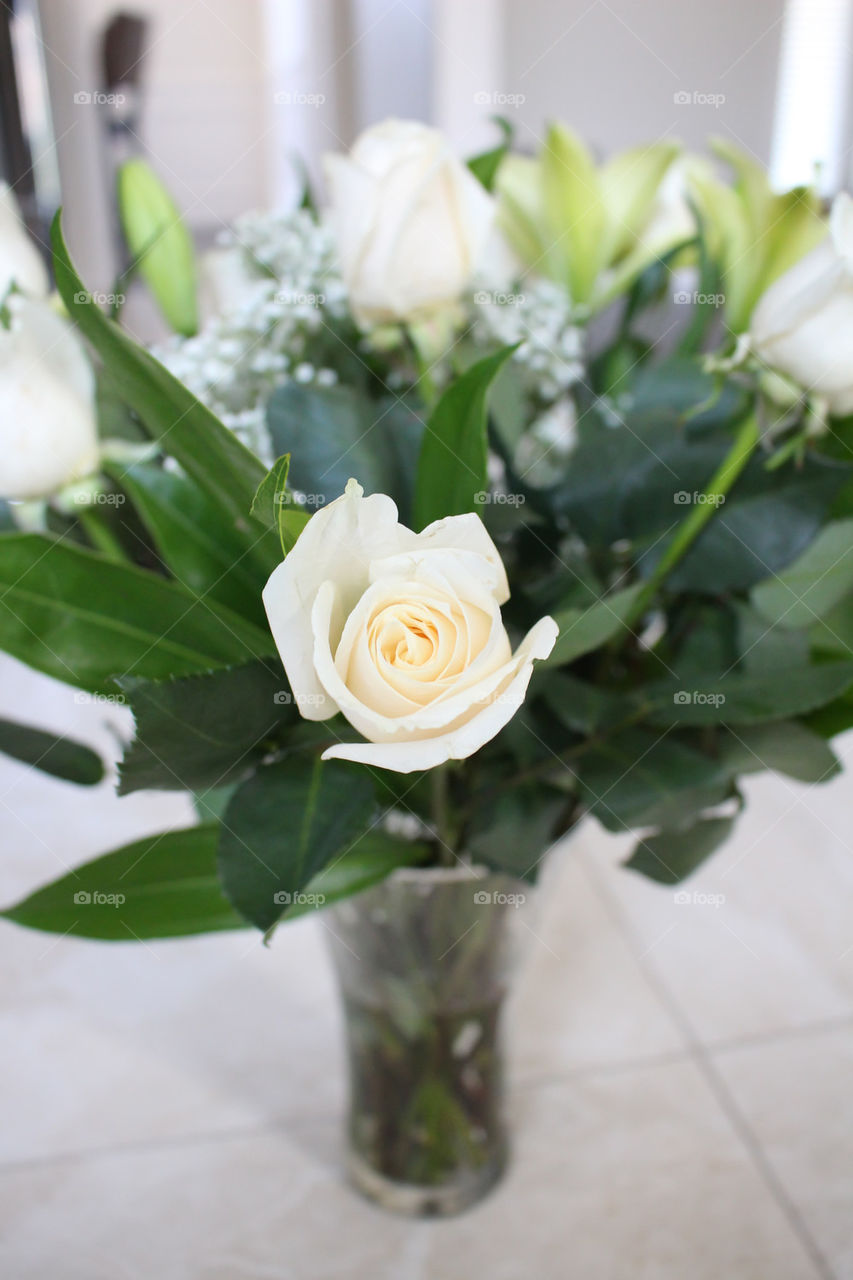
0;297;99;500
263;479;558;773
0;182;49;299
751;193;853;416
324;119;494;327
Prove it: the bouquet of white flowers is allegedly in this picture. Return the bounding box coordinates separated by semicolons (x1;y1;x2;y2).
1;118;852;1213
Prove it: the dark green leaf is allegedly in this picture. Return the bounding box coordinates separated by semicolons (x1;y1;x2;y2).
544;584;642;667
218;757;376;930
267;383;425;523
0;533;274;693
0;717;104;786
282;830;429;919
111;461;269;626
624;816;735;884
645;663;853;727
465;786;565;881
413;346;517;530
117;660;292;794
1;824;244;939
716;721;841;784
577;729;732;831
752;519;853;629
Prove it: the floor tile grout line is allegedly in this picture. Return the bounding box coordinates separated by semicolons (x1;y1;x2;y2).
576;847;838;1280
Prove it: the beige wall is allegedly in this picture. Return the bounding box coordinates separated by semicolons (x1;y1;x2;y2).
502;0;787;163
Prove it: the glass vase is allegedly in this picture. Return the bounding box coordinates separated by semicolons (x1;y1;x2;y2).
325;865;528;1217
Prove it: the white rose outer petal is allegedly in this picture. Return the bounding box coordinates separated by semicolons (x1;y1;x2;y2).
261;479;558;773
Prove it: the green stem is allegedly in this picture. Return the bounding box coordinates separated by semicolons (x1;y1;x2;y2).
431;765;457;866
621;413;760;634
77;508;128;562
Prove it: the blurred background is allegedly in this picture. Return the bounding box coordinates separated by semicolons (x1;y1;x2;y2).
2;3;853;1278
4;0;853;316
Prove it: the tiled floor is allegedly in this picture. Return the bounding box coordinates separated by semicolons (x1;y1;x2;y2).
1;654;851;1279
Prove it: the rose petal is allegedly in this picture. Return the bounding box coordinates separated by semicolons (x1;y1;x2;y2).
320;616;558;772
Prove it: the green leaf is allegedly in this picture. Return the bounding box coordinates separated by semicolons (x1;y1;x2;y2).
117;660;292;794
116;157;198;335
413;346;517;530
0;717;104;786
645;663;853;727
250;452;309;555
217;757;376;931
51;213;277;572
111;461;269;626
1;824;245;939
752;519;853;630
624;816;736;884
266;384;425;525
577;729;732;831
282;830;429;919
0;533;274;693
541;671;626;734
544;584;643;667
716;721;841;784
465;786;565;881
468;117;514;192
541;122;607;304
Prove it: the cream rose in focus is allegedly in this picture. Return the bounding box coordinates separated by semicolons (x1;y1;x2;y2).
262;480;557;773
